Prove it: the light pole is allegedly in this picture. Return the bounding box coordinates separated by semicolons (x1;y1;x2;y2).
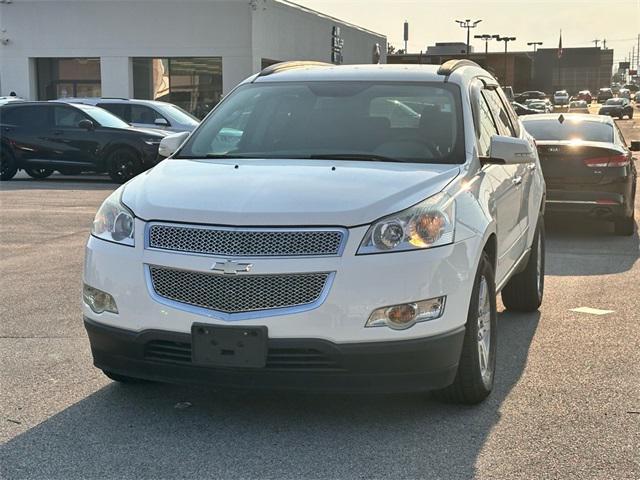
456;19;482;57
527;42;543;87
527;41;543;54
493;35;516;83
475;34;493;55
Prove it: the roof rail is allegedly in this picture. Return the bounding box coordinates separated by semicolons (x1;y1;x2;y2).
437;59;481;76
257;61;333;77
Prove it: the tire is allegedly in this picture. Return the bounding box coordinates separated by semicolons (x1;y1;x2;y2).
24;167;54;179
433;252;497;405
107;148;140;183
103;370;148;384
501;219;545;312
0;149;18;181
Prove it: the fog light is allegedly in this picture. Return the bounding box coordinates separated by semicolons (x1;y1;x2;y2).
366;297;446;330
83;284;118;314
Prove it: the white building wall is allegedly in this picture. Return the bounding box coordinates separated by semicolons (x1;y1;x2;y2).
0;0;386;100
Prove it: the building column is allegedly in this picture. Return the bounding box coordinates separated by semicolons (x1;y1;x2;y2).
0;56;35;99
100;57;133;98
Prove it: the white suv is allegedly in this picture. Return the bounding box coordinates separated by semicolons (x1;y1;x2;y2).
83;60;545;404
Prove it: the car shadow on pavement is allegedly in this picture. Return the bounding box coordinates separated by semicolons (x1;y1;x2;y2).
544;214;639;276
1;310;539;480
1;175;118;191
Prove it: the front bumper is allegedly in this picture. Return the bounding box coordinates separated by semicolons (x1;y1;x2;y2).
85;317;465;393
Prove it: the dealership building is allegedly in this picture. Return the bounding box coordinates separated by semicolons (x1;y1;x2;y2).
0;0;386;117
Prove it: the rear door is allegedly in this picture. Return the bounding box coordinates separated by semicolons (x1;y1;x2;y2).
0;105;53;165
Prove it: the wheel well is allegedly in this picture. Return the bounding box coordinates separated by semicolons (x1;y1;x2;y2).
483;234;497;275
103;144;140;170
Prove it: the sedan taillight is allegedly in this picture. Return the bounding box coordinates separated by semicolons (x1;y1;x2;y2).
583;155;629;168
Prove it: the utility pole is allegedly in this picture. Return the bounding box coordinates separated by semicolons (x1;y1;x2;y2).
455;19;482;57
475;34;493;55
493;35;516;83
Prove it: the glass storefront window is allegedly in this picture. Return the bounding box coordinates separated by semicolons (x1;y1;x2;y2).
133;57;222;119
36;58;101;100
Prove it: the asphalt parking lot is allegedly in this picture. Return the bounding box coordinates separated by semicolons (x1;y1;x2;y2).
1;115;639;479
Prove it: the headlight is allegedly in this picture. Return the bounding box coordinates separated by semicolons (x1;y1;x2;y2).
144;138;161;146
91;189;135;246
358;192;455;254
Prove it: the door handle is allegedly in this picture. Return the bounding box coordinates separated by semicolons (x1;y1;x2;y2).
512;176;523;186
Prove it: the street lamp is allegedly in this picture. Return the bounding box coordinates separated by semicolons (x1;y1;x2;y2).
456;19;482;57
527;41;543;54
493;35;517;82
474;34;493;55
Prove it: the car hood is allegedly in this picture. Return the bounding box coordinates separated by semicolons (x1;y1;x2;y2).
126;126;171;137
122;159;461;226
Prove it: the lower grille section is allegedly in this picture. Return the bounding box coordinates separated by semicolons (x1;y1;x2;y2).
149;266;330;314
144;340;343;371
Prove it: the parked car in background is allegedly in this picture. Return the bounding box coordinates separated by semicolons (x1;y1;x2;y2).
624;84;638;93
597;88;614;103
618;88;631;100
503;86;515;101
553;90;570;106
512;101;539;115
0;102;167;182
527;101;551;113
575;90;592;103
82;60;546;405
57;98;200;133
634;91;640;103
568;100;590;114
522;114;637;235
515;90;547;104
599;98;634;119
611;83;621;95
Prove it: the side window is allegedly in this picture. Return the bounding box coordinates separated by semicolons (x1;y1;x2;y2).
496;88;520;137
53;106;86;128
482;89;515;137
130;105;167;125
477;96;499;157
1;106;49;129
99;103;128;121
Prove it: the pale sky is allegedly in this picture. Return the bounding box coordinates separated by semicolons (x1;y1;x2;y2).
295;0;640;64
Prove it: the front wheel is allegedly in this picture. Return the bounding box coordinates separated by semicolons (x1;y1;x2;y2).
501;219;545;312
107;148;140;184
25;167;54;179
0;150;18;181
433;252;497;405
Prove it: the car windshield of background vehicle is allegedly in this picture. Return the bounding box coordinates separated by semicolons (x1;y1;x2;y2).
156;103;199;125
79;105;130;129
176;82;465;164
605;99;625;105
523;119;614;143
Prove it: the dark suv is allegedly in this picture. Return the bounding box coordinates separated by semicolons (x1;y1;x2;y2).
0;102;167;182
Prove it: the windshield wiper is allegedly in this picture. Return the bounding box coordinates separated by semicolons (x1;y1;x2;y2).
172;153;258;159
308;154;405;163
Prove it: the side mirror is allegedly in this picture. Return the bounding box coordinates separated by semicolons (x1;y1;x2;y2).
158;131;189;158
78;119;95;131
629;140;640;152
154;118;169;126
483;135;537;165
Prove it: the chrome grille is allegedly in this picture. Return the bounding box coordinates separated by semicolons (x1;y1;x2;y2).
148;224;344;257
149;266;330;314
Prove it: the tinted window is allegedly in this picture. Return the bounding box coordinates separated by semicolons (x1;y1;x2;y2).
605;99;625;106
76;105;130;129
483;89;514;136
523;118;613;143
496;88;520;136
99;103;128;120
54;106;86;127
178;82;465;164
0;106;49;128
476;96;498;156
130;104;166;125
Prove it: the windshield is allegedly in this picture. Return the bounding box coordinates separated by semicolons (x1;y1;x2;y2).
176;81;465;164
523;118;613;143
156;103;199;125
605;99;624;105
78;105;130;129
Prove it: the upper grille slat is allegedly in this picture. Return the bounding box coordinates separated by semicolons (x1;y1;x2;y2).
149;266;330;314
148;224;344;257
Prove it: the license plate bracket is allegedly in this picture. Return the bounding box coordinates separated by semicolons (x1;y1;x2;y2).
191;323;268;368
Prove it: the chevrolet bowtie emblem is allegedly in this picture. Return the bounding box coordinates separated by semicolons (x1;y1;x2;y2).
211;260;253;275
